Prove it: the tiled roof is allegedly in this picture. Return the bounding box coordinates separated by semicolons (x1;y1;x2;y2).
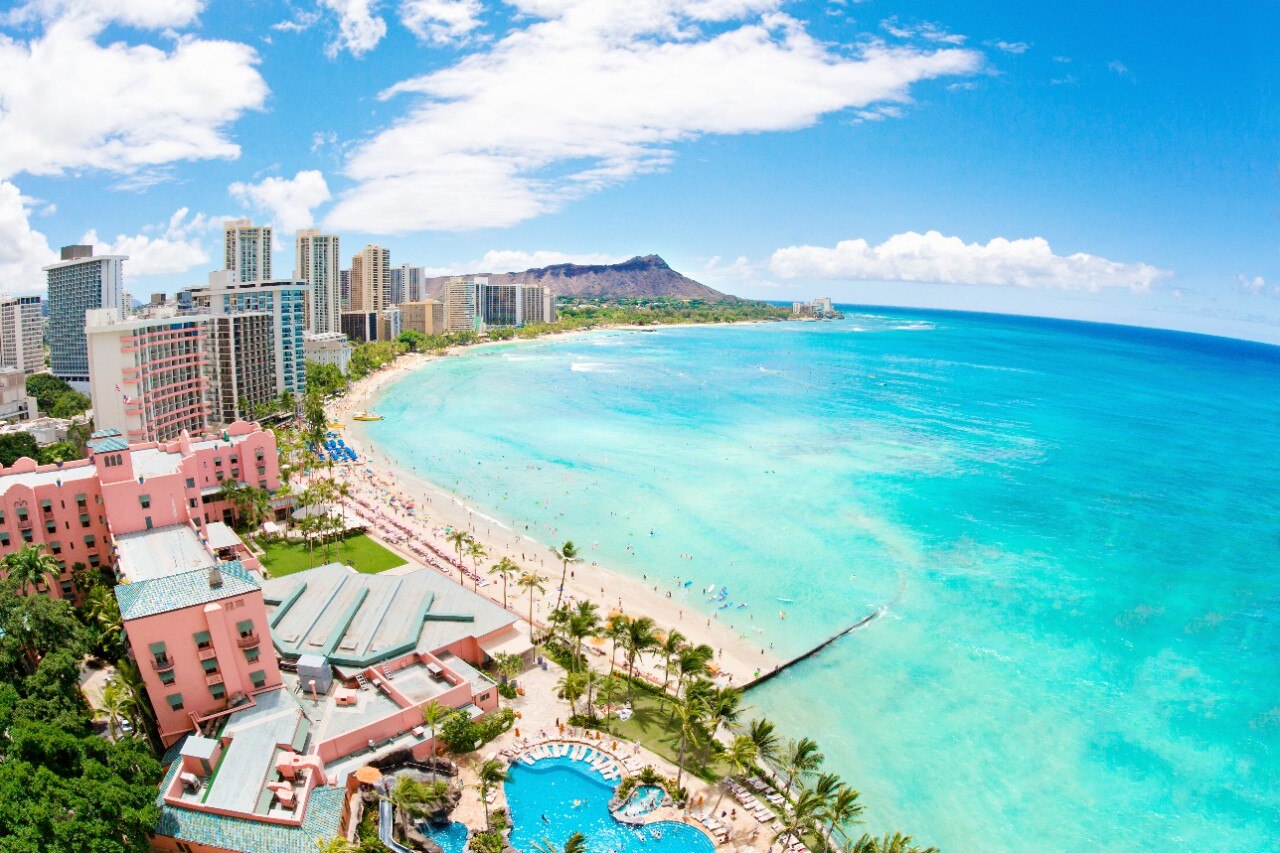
115;561;259;620
155;762;345;853
88;436;129;452
90;428;122;439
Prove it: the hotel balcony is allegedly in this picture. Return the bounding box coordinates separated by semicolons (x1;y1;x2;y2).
152;656;175;673
197;647;217;661
237;632;261;649
15;518;32;531
204;673;224;687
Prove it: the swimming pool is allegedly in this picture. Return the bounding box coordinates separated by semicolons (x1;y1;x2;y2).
505;757;714;853
617;785;665;818
419;820;468;853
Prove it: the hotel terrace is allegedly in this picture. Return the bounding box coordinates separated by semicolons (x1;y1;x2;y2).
0;422;527;853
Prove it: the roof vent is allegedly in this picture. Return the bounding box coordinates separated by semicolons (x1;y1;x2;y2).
208;565;224;588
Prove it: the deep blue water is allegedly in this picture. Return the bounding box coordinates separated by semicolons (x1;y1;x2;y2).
361;309;1280;850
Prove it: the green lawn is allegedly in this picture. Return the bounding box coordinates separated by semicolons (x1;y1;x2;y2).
256;533;407;578
599;683;728;782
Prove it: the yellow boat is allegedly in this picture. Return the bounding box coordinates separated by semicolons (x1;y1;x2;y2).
352;411;383;422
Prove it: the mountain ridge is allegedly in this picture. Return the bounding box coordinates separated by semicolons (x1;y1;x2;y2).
420;254;730;301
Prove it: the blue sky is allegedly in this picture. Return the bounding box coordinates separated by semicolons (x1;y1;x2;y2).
1;0;1276;342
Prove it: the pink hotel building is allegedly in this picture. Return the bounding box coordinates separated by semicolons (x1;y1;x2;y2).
0;421;526;853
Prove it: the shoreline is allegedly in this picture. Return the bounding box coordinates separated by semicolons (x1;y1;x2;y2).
324;328;782;685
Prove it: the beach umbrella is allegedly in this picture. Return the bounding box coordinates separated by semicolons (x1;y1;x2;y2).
354;766;382;785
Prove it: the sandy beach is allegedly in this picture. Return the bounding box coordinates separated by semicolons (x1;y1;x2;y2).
320;340;780;686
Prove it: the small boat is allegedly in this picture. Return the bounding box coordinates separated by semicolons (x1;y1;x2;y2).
353;411;383;421
777;597;794;603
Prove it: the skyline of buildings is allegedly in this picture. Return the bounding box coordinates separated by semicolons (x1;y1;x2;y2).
223;219;273;285
294;229;341;336
44;245;126;392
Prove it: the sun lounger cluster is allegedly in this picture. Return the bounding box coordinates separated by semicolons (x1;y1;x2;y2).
511;736;645;781
690;807;733;844
724;777;779;827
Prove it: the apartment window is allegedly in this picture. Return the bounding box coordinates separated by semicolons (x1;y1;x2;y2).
185;477;195;489
58;580;72;595
166;694;184;711
49;541;60;555
159;669;176;685
0;532;10;546
189;498;197;509
229;455;238;464
75;493;86;507
44;520;55;534
0;510;5;524
15;508;27;521
144;517;153;531
39;499;51;513
236;620;255;637
79;513;90;527
88;554;100;567
83;535;95;547
193;631;212;650
249;670;267;689
20;529;31;543
209;682;226;700
200;658;219;674
243;646;260;662
259;479;268;490
139;494;151;509
257;465;266;476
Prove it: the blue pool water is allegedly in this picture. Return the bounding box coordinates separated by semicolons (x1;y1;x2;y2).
419;820;468;853
504;757;713;853
361;310;1280;849
619;785;665;818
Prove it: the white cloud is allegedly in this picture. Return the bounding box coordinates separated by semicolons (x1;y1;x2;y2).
1235;274;1279;297
228;170;331;234
988;40;1029;54
0;15;267;180
881;17;967;45
327;0;981;233
6;0;206;29
321;0;387;56
1107;60;1133;78
0;181;56;291
400;0;483;44
767;231;1168;292
81;207;212;279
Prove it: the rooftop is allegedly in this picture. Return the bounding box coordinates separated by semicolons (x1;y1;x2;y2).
114;524;216;583
0;460;98;495
261;563;516;668
157;772;342;853
116;560;259;620
198;689;310;816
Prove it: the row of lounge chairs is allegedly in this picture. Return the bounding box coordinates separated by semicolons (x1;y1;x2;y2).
691;808;732;844
723;778;778;826
515;739;625;781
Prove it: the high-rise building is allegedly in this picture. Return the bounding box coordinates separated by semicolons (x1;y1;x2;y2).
521;285;555;325
294;229;340;335
0;295;43;375
399;300;445;336
86;308;211;442
349;245;391;335
444;276;483;332
190;273;309;413
339;269;350;309
205;313;277;424
223;218;272;283
479;282;521;326
390;264;423;305
44;244;126;391
0;368;37;422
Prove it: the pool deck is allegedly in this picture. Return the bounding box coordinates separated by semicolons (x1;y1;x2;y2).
441;660;783;851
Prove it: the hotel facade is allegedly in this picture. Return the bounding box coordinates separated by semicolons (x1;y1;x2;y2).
45;244;126;391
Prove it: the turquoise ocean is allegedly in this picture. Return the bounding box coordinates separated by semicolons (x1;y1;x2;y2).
358;310;1280;850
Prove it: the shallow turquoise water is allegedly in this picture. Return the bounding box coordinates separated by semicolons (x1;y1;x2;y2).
420;820;468;853
505;757;714;852
361;310;1280;850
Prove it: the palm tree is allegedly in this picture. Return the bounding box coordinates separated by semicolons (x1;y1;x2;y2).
580;669;603;721
532;833;588;853
774;787;824;850
476;758;508;829
848;832;939;853
556;671;586;717
821;784;865;849
113;659;161;753
334;479;352;532
673;695;708;789
315;837;359;853
549;540;579;612
714;735;759;809
597;676;626;732
515;571;546;636
707;685;747;738
621;615;657;699
746;717;781;767
445;529;471;585
421;700;448;780
782;737;825;798
2;544;59;595
567;600;600;670
387;776;449;842
657;629;686;708
670;643;714;718
99;678;129;741
466;540;488;590
604;614;629;676
489;557;519;609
